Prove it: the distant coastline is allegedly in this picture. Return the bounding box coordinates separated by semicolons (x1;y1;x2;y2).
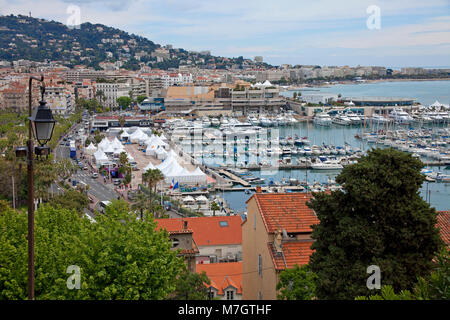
288;78;450;90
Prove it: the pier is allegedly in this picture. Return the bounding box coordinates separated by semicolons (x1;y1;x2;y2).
216;169;251;187
215;185;307;192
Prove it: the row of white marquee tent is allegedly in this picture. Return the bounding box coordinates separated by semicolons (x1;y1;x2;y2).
84;129;207;185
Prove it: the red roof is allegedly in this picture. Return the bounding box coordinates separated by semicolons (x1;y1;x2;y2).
196;262;242;295
248;193;319;234
437;211;450;246
155;216;242;246
268;240;314;271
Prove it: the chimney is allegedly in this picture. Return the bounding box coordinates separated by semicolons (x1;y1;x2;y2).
183;220;188;230
256;185;262;193
274;229;283;254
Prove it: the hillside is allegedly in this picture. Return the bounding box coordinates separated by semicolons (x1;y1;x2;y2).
0;14;270;70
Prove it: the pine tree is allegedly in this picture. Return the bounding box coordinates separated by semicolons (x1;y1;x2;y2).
308;148;443;299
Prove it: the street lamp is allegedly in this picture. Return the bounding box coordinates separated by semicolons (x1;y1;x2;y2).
30;100;55;157
14;75;55;300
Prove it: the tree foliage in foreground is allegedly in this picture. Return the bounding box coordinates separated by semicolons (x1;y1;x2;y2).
0;200;185;300
170;270;211;300
308;148;442;299
277;264;317;300
356;248;450;300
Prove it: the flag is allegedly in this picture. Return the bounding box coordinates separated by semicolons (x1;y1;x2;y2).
173;181;179;190
170;178;174;189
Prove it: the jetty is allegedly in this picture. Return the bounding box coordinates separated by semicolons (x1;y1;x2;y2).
216;169;251;187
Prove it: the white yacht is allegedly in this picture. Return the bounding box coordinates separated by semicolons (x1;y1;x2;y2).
311;160;344;170
389;108;413;124
211;118;220;127
332;113;351;126
345;111;362;125
276;115;287;126
259;116;272;127
313;112;332;126
371;114;390;124
248;115;260;126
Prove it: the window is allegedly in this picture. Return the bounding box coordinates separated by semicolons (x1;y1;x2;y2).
258;291;262;300
226;290;234;300
208;290;215;300
258;254;262;277
219;221;228;227
172;238;179;248
253;214;256;230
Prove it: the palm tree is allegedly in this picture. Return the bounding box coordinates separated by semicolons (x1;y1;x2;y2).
211;201;221;217
143;168;165;217
131;191;150;221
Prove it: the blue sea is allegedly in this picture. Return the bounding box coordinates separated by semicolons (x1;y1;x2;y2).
221;80;450;213
281;80;450;106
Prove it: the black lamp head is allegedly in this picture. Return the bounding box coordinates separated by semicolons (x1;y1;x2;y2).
30;100;55;146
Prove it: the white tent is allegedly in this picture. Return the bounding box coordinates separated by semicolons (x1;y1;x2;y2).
159;133;168;143
103;143;116;154
97;138;110;151
120;130;130;139
94;150;109;164
430;100;443;108
155;147;168;160
143;161;157;172
85;143;97;155
195;195;208;203
129;128;148;143
182;196;195;203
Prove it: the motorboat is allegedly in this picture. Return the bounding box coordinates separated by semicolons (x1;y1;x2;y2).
371;114;390;124
345;111;362;124
389;108;413;124
313;112;332;126
332;113;351;126
310;160;344;170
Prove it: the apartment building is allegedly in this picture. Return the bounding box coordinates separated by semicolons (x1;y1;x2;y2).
218;85;285;116
155;216;243;265
95;82;131;109
242;191;319;300
44;86;72;114
196;262;243;300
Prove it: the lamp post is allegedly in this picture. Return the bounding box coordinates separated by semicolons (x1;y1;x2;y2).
16;75;55;300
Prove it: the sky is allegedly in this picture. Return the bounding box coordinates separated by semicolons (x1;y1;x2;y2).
1;0;450;68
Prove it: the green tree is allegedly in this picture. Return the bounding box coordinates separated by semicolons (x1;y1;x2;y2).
277;264;317;300
117;96;132;110
308;148;442;299
48;189;90;214
137;95;147;104
171;270;211;300
0;200;185;299
131;191;151;221
142;169;165;217
356;247;449;300
210;201;220;217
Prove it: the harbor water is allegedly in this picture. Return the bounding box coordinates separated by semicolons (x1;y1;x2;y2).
222;80;450;213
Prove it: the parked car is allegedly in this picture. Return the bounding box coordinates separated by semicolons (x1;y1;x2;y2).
113;179;121;185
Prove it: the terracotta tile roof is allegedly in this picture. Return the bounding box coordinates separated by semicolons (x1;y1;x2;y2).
155;216;242;246
436;211;450;246
196;262;242;295
268;240;314;271
248;193;319;234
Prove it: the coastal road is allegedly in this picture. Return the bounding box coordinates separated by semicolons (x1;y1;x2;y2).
72;171;119;203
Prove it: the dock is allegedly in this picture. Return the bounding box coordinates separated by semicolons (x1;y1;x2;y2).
217;169;251;187
216;186;307;192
